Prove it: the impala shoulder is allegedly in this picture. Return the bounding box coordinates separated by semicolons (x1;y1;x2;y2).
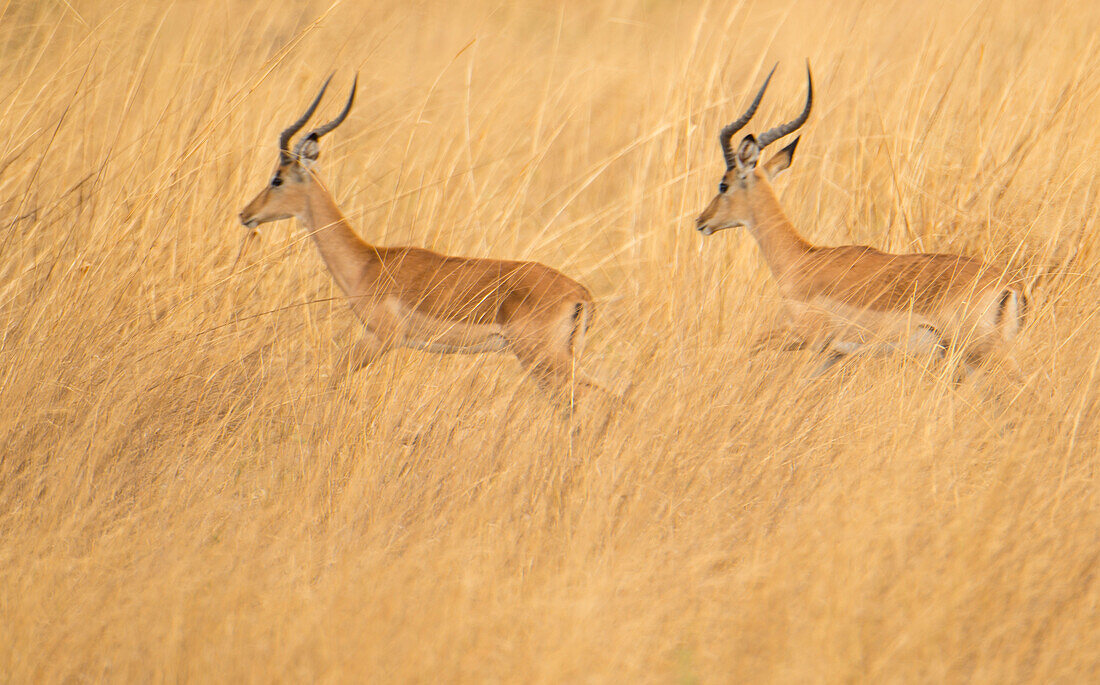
822;244;884;258
375;245;452;271
789;245;886;291
804;244;888;270
376;244;436;259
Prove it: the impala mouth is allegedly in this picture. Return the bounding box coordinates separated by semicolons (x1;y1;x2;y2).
243;218;259;229
698;221;744;235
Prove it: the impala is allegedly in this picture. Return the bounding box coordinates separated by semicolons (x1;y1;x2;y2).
696;64;1026;378
239;76;599;398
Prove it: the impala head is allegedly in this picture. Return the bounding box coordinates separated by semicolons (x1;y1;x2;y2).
696;63;813;236
239;74;357;230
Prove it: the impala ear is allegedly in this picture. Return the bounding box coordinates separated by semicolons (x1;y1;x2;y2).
735;135;760;172
296;134;321;167
762;136;799;180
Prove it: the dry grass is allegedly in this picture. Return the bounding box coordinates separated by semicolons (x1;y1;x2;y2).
1;0;1099;680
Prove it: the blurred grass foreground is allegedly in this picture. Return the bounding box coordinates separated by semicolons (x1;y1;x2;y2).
1;0;1098;680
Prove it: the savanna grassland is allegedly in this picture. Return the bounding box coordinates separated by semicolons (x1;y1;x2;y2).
2;0;1099;681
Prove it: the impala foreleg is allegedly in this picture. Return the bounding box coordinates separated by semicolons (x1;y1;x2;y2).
750;326;809;355
809;325;946;378
808;350;847;378
330;332;389;389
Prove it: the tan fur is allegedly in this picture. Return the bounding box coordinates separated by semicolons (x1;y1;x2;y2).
697;154;1025;375
240;157;593;398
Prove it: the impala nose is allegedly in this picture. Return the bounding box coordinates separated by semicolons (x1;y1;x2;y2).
239;212;258;229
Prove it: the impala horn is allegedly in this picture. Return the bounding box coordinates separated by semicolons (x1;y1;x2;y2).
755;63;813;150
278;74;332;162
719;64;776;170
293;75;357;158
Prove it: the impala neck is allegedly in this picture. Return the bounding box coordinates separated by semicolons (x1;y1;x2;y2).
298;175;377;295
747;180;812;282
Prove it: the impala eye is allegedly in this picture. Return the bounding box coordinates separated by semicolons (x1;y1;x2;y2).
719;182;729;193
270;176;283;187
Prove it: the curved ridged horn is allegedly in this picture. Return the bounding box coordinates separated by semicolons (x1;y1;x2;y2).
278;74;333;159
756;63;813;150
294;75;357;156
720;63;777;169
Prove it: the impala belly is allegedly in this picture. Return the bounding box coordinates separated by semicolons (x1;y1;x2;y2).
379;297;508;354
788;296;940;349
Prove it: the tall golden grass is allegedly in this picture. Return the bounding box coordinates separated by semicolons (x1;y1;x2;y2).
1;0;1098;680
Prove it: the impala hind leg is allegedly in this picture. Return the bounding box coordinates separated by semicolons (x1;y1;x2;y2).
329;332;389;389
954;289;1028;385
505;326;585;402
507;336;578;398
505;302;617;405
509;345;620;427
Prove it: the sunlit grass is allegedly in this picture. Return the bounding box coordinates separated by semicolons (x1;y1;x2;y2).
1;0;1098;680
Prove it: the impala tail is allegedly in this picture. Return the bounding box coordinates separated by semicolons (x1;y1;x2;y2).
996;288;1028;342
